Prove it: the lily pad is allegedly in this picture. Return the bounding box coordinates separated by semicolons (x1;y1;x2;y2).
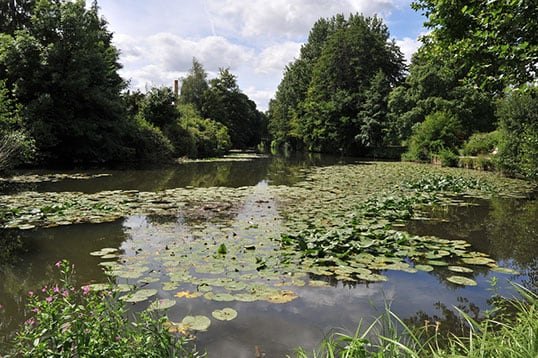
181;315;211;331
461;257;495;265
446;275;477;286
212;308;238;321
147;298;176;311
489;266;520;275
448;266;474;273
266;290;298;304
120;289;157;303
414;264;434;272
175;291;203;299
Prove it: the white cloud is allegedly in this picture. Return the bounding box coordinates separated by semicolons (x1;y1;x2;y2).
207;0;399;39
101;0;422;109
256;41;302;74
395;36;421;64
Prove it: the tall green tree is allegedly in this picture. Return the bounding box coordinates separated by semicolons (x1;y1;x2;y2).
179;58;209;113
301;14;404;154
202;68;263;148
0;0;128;164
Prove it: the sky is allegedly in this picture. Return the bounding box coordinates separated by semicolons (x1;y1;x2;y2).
96;0;426;111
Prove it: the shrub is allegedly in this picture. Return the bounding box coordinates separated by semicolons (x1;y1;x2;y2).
462;131;500;156
404;111;464;162
0;130;35;172
177;104;231;158
13;260;200;357
438;148;458;167
124;116;174;163
496;86;538;179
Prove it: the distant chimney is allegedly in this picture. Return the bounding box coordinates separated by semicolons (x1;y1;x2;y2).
174;79;179;97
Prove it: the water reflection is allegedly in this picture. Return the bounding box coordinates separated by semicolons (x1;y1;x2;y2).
0;156;536;356
406;195;538;291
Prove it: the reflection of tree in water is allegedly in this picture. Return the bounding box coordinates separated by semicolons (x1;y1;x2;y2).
406;196;538;291
404;297;481;344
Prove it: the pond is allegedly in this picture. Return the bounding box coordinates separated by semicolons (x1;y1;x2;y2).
0;154;536;357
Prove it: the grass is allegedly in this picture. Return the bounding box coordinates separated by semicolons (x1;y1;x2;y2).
294;283;537;358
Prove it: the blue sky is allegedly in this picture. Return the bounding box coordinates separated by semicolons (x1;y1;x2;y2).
97;0;426;110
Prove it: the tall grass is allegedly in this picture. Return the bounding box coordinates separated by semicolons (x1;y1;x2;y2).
295;283;537;358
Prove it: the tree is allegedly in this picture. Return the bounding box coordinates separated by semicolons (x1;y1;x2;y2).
0;0;35;34
179;58;209;113
0;0;129;164
202;68;263;148
301;14;405;154
139;87;178;128
387;51;495;144
412;0;538;92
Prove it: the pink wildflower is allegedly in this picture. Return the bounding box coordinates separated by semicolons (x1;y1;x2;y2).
45;296;53;303
53;285;60;293
31;308;39;313
41;286;48;293
55;260;62;268
81;285;90;295
25;318;36;326
62;289;69;297
28;291;34;297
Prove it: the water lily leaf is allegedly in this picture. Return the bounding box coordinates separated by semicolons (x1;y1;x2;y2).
120;289;157;303
234;293;258;302
212;308;237;321
489;266;520;275
147;298;176;311
462;257;495;265
267;290;298;304
212;293;235;302
164;321;191;335
414;264;434;272
448;266;474;273
427;260;449;266
182;315;211;331
308;280;330;287
162;282;179;291
447;275;477;286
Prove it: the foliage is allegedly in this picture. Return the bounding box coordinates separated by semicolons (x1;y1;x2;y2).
386;57;495;144
412;0;538;93
177;103;231;158
0;0;130;164
123;115;174;163
0;0;35;35
202;68;265;149
295;283;538;358
0;80;34;171
179;58;209;114
0;130;35;172
462;131;500;156
437;148;458;167
496;87;538;179
139;87;179;129
269;14;405;154
403;111;464;162
12;260;200;357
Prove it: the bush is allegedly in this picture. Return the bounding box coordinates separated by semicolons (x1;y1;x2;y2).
13;260;200;357
496;86;538;179
177;104;231;158
438;148;458;167
124;116;174;163
0;130;35;172
462;131;500;156
403;111;464;162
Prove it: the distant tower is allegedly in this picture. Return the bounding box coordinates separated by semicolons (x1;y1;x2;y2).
174;79;179;98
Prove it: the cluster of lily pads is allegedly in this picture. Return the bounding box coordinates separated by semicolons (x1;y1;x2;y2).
0;173;111;185
75;162;534;336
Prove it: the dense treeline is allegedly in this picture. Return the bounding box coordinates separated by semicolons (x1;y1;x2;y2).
0;0;264;170
268;6;537;178
268;14;405;155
